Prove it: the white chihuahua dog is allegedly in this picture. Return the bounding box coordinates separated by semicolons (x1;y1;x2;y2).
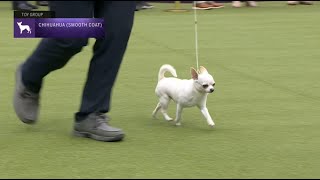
152;64;215;127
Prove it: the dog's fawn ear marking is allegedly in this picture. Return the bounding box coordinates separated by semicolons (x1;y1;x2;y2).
191;67;198;80
199;66;208;74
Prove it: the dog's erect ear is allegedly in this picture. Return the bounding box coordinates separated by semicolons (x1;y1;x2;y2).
191;67;198;80
199;66;208;74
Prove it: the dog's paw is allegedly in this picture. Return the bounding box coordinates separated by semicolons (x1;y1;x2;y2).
165;117;173;121
208;123;215;128
175;122;181;126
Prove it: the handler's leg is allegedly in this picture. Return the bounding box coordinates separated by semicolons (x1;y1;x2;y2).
73;1;136;142
14;1;93;124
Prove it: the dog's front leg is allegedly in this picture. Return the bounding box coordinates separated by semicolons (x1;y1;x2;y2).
152;103;161;119
198;105;215;127
174;104;183;126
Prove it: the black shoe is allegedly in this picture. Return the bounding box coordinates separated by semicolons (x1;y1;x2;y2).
13;64;40;124
73;113;125;142
136;1;154;11
135;3;143;11
13;2;33;11
299;1;313;5
141;1;154;9
36;1;48;6
25;2;38;9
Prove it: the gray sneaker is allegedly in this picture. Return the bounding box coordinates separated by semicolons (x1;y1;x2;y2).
13;64;40;124
73;113;125;142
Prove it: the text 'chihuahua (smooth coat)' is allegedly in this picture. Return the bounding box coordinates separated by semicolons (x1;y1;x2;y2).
152;64;215;127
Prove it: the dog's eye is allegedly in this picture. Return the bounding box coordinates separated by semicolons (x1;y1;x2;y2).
202;84;209;88
212;83;215;87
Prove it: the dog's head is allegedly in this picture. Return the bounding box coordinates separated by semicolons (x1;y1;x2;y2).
17;22;22;25
191;66;215;93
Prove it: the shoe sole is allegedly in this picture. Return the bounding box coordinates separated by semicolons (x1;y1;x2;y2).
211;6;224;9
192;7;212;10
141;6;154;9
73;130;124;142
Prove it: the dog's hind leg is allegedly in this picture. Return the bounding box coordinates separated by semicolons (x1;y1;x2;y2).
174;103;183;126
159;96;173;121
152;102;161;119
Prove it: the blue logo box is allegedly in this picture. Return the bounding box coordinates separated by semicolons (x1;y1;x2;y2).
14;18;105;38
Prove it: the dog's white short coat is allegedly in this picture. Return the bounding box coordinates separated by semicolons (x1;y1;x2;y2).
152;64;215;127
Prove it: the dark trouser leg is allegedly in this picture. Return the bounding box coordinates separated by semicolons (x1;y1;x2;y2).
21;1;94;93
75;1;136;121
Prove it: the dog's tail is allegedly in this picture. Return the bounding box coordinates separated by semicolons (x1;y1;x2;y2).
158;64;177;81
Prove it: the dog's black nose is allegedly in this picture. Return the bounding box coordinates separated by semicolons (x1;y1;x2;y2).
210;89;214;93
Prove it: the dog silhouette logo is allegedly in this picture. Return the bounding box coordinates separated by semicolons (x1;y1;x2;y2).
16;21;32;34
